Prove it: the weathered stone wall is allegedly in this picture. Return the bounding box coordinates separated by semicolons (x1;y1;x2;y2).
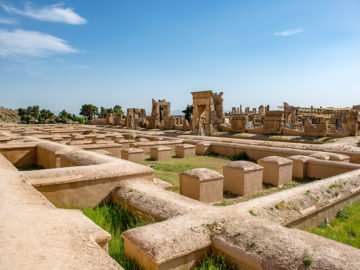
0;144;37;167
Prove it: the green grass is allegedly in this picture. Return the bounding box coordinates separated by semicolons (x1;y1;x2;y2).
306;200;360;249
142;154;316;202
82;203;154;270
83;203;236;270
193;254;236;270
16;164;44;171
142;155;230;192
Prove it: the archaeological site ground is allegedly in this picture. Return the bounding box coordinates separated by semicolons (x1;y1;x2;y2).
1;91;360;270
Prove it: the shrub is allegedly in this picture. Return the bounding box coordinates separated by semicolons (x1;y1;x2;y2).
303;257;313;266
230;152;250;161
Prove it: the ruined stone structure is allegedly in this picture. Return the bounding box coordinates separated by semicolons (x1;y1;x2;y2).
106;113;123;125
147;99;173;129
191;90;224;136
2;124;360;269
263;110;285;135
96;92;359;137
230;115;248;132
230;102;359;137
126;108;146;130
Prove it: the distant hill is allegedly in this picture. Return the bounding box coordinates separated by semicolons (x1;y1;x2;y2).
0;107;20;123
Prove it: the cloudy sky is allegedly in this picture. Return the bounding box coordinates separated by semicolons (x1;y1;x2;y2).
0;0;359;114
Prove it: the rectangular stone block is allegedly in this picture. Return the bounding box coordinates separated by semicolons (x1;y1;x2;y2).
196;141;211;155
287;155;316;178
176;144;196;158
121;148;144;163
150;146;172;161
180;168;223;203
257;156;292;187
223;161;263;196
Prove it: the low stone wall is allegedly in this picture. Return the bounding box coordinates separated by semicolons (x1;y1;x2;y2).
174;134;360;163
287;188;360;229
307;159;360;179
118;175;360;269
234;168;360;229
0;144;37;167
209;141;315;160
21;140;154;208
77;143;124;157
130;140;183;153
0;153;123;270
37;144;58;168
114;161;360;269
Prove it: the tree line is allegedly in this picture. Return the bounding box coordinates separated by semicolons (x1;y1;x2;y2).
17;104;124;124
17;103;193;124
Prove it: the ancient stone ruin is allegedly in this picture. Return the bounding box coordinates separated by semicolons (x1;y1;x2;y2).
103;93;359;138
147;99;172;129
1;122;360;269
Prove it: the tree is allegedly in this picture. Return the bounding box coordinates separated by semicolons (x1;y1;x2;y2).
97;105;123;119
27;105;40;121
58;109;73;123
182;104;194;121
113;105;124;115
80;104;98;120
39;109;55;123
18;105;40;123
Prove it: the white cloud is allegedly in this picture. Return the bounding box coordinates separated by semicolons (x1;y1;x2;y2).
0;29;78;57
274;28;303;36
1;3;86;24
0;17;16;24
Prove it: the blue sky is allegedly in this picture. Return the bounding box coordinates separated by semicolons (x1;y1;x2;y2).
0;0;359;115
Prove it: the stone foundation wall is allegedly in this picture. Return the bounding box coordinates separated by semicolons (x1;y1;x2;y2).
0;144;37;167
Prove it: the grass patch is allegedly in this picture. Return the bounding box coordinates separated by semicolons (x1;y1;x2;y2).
83;203;236;269
16;164;44;171
193;254;236;270
142;154;318;205
142;155;230;192
82;203;153;269
306;200;360;249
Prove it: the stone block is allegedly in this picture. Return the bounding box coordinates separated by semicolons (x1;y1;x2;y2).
257;156;293;187
91;149;112;156
287;155;316;178
150;146;172;161
175;144;195;158
196;141;211;155
180;168;223;203
136;138;149;142
309;152;330;160
121;148;144;163
223;161;263;196
123;133;137;140
110;135;124;141
329;153;350;163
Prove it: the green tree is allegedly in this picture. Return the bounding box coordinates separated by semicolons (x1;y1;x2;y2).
97;105;123;119
98;106;113;118
18;105;40;123
57;109;73;123
113;105;124;115
28;105;40;121
182;104;194;121
39;109;55;123
80;104;98;120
